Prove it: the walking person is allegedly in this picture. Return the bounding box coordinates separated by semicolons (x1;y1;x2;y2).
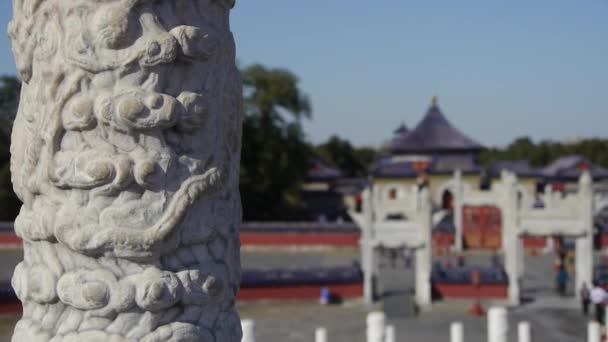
556;266;569;296
401;248;412;268
591;282;607;324
581;282;591;316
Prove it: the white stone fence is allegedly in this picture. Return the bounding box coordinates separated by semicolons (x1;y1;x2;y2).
241;307;599;342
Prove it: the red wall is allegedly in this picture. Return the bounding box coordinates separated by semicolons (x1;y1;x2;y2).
238;283;363;301
433;284;508;299
240;232;360;248
0;233;21;247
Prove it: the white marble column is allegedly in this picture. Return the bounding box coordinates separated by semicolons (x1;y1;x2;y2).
576;172;594;299
502;172;521;305
415;188;433;307
366;311;386;342
488;307;508;342
588;321;601;342
453;170;464;251
362;188;376;303
450;322;464;342
517;322;531;342
315;327;328;342
9;0;243;340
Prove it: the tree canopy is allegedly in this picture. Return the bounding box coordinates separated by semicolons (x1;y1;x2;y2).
0;76;21;221
479;136;608;168
240;64;314;221
315;135;376;178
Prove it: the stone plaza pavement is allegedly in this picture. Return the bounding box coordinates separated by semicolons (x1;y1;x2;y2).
0;248;597;341
238;248;591;341
0;299;590;342
238;299;589;342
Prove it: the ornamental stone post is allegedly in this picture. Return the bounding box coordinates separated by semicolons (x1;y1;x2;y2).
576;171;594;300
8;0;243;341
415;187;432;308
502;171;521;306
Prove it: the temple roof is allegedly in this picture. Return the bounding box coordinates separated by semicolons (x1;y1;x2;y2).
388;97;484;154
540;155;608;181
490;160;540;178
394;123;409;136
373;154;482;178
307;159;342;182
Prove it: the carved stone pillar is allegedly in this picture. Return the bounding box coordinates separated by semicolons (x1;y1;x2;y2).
8;0;243;341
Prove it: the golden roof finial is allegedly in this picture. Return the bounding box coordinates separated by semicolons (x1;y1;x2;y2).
431;96;438;107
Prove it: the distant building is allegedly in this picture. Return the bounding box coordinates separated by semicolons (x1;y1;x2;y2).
538;155;608;192
301;159;367;222
373;96;485;209
489;160;540;195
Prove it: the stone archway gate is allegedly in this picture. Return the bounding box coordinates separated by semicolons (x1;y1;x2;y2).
349;185;433;308
515;172;594;302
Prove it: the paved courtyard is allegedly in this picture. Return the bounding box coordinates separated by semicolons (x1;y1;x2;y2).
238;299;588;342
239;248;591;341
0;248;597;341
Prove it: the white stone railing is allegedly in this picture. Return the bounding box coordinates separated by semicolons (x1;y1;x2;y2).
242;307;600;342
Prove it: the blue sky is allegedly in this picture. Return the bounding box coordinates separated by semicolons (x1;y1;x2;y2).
1;1;607;147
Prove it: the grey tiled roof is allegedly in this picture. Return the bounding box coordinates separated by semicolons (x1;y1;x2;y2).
394;123;409;135
333;178;369;196
388;101;484;154
540;155;608;180
432;154;482;173
373;154;482;177
308;159;342;181
373;159;419;178
490;160;540;178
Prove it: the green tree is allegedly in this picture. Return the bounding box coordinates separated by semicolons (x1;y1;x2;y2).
240;64;313;221
479;136;608;169
0;76;21;221
315;135;376;177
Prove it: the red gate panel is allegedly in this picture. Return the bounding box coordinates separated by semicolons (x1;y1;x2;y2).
463;206;502;250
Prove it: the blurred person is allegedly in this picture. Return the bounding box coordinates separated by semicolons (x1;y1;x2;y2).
553;255;564;273
566;250;576;274
457;255;466;268
556;266;569;296
401;248;412;268
591;282;607;324
581;282;591;316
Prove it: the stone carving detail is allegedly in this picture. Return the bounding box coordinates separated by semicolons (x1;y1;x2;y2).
9;0;242;340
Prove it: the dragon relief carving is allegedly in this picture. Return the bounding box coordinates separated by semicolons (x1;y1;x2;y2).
8;0;243;341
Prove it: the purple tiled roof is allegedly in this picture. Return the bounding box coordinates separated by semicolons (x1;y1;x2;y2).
373;159;419;178
308;159;342;181
333;178;369;195
432;154;481;173
490;160;540;178
373;154;481;177
394;123;409;136
388;99;484;154
541;155;608;180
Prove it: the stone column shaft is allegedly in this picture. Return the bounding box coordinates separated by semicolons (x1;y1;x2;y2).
502;173;521;306
415;188;432;308
453;170;464;252
576;172;594;299
8;0;243;341
362;188;376;303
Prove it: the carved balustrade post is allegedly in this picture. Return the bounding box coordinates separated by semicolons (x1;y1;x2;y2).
8;0;243;340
